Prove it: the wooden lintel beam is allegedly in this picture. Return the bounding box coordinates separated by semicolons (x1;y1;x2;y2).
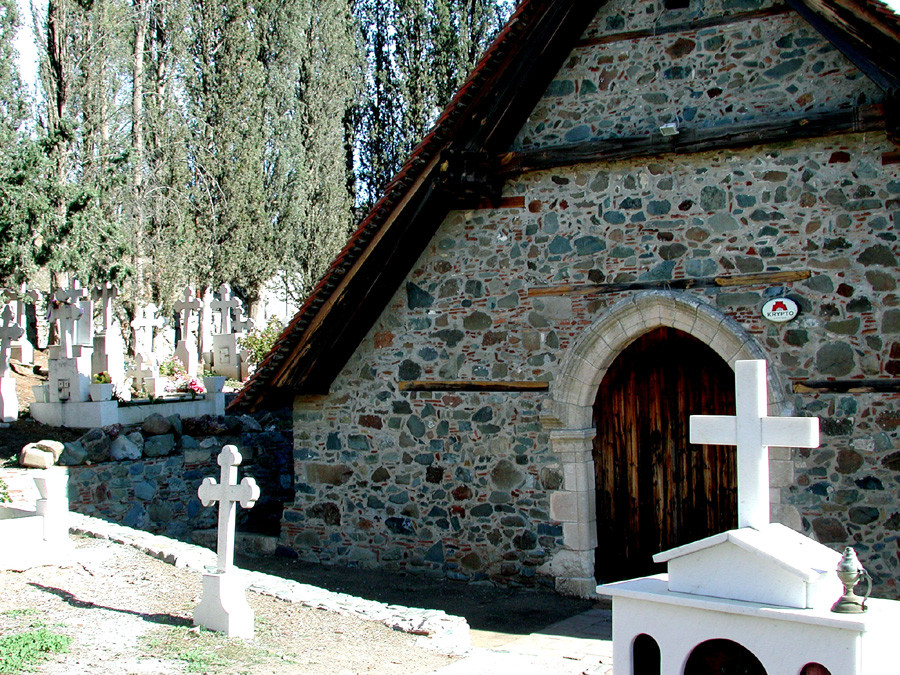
794;380;900;394
528;270;811;297
576;5;792;48
399;380;550;393
498;107;886;176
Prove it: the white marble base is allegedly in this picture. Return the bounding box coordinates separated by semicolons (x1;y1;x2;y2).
600;575;900;674
30;392;225;429
0;376;17;422
193;572;254;638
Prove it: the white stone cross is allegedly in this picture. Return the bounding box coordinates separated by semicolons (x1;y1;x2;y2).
0;306;24;378
55;280;92;346
232;312;253;335
92;282;118;333
130;304;164;355
690;360;819;531
210;284;241;334
48;301;83;359
198;445;259;573
174;287;202;339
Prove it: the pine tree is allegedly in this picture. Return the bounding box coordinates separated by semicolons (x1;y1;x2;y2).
352;0;513;208
0;0;51;285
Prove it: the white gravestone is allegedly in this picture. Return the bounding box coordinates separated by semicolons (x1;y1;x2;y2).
3;285;40;365
0;305;24;422
193;445;260;638
200;286;214;365
690;359;819;530
47;300;92;403
129;304;164;395
55;280;92;347
211;285;245;380
91;283;126;389
174;288;202;377
48;299;83;360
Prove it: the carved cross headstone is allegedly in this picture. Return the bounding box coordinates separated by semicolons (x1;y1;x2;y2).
193;445;259;638
48;301;83;359
174;287;202;341
232;309;253;335
198;445;260;573
690;360;820;530
92;282;118;333
131;304;164;356
0;306;24;378
55;280;93;346
210;284;241;335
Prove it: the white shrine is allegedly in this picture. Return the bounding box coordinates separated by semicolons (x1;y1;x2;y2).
193;445;260;638
600;360;900;674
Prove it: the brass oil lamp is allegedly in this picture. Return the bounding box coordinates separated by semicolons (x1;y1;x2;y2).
831;547;871;614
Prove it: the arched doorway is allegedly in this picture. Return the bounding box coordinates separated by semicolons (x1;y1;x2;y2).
684;639;767;674
593;327;738;581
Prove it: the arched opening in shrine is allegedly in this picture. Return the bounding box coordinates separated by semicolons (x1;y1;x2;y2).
684;639;767;674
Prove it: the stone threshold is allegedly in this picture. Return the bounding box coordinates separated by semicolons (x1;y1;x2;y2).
69;512;471;654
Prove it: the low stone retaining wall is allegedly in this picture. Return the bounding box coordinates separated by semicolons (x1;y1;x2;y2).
6;407;294;543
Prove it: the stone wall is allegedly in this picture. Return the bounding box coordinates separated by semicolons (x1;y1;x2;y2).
60;410;293;540
286;0;900;594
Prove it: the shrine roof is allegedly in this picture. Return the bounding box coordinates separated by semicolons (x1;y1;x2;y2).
231;0;900;413
653;523;842;581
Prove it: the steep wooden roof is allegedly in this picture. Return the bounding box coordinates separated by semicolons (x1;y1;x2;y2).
231;0;900;413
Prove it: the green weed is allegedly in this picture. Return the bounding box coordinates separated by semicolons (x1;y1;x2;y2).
0;625;72;673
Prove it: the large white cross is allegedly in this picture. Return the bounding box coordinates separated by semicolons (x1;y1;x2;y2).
690;360;819;531
198;445;259;573
48;301;83;359
130;304;164;355
174;287;202;339
92;282;118;333
0;306;24;378
210;284;241;334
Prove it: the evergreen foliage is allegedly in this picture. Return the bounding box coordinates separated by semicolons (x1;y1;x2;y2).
3;0;512;311
352;0;514;207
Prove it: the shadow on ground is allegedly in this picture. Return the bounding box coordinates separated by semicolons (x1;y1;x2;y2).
234;552;598;636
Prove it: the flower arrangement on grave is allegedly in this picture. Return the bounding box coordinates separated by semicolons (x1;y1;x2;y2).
92;371;111;384
161;357;206;397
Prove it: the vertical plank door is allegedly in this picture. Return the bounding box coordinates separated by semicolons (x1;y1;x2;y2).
593;327;737;582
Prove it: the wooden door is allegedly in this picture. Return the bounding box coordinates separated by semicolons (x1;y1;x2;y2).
593;327;737;582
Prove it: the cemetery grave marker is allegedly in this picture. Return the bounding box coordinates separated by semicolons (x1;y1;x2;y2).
193;445;260;638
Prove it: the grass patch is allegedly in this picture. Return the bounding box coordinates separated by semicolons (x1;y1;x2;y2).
0;623;72;673
144;625;276;673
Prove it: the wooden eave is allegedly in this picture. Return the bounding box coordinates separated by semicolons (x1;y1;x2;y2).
787;0;900;92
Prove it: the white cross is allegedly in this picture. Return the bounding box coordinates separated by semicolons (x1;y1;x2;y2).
198;445;259;573
0;306;24;377
174;287;202;339
232;310;253;335
49;301;83;359
126;352;156;391
92;282;118;333
210;284;241;334
130;304;164;355
690;360;819;530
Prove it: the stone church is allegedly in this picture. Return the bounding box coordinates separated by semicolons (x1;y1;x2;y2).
233;0;900;597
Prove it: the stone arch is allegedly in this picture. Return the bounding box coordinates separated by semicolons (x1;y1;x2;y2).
542;291;782;597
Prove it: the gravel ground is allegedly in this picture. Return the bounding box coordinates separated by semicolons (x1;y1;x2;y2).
0;535;458;674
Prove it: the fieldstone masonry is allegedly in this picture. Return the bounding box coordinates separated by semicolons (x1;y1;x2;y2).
283;0;900;596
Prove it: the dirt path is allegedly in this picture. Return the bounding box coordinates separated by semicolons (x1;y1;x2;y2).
0;536;458;674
